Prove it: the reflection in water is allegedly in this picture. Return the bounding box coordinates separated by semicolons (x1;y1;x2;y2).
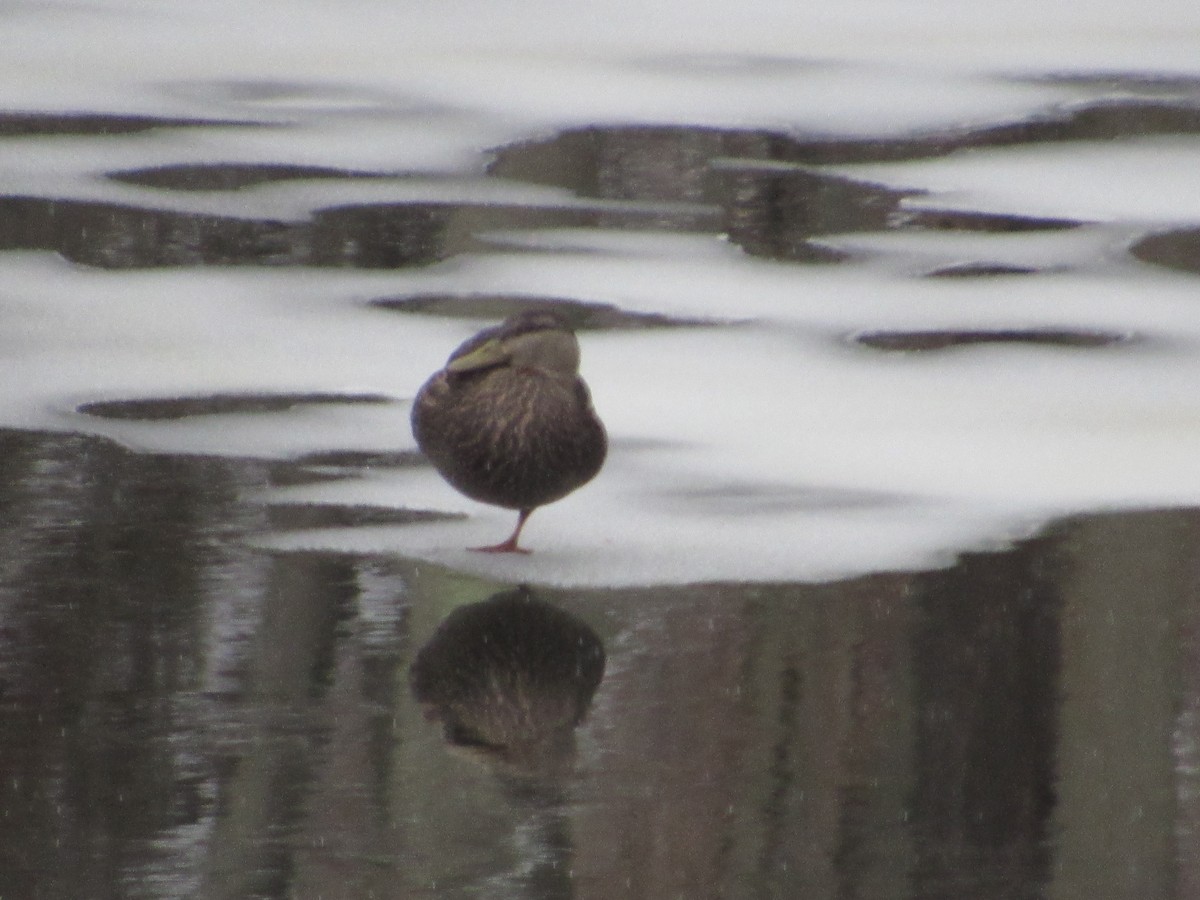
371;292;712;330
409;588;605;899
13;95;1200;275
0;196;451;269
855;328;1128;352
411;587;605;770
909;542;1061;898
0;429;1198;896
1133;227;1200;276
0;429;268;898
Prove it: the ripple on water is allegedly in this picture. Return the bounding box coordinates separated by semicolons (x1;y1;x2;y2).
370;293;714;329
853;328;1132;352
77;392;395;421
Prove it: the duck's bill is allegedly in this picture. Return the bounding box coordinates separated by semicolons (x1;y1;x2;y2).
447;338;509;373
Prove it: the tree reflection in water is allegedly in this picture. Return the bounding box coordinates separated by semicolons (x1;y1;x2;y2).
0;429;1199;898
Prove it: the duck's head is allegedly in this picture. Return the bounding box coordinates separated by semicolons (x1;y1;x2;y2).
447;311;581;376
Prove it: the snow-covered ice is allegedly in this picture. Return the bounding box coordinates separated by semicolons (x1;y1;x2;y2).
3;0;1200;584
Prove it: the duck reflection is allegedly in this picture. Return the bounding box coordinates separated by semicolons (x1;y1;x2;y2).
410;587;605;771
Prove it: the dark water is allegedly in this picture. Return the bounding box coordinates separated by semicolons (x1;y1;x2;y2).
2;429;1199;899
3;92;1200;898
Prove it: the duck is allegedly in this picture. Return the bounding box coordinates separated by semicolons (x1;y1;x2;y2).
411;311;607;553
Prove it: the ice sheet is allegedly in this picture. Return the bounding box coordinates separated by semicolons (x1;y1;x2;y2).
4;0;1200;585
3;0;1196;152
827;138;1200;225
6;236;1200;585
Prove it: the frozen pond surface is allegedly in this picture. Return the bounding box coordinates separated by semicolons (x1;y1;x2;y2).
3;0;1200;896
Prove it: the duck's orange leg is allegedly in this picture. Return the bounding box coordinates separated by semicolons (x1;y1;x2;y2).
471;508;533;554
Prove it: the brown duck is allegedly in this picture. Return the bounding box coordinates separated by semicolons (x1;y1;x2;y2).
411;311;607;553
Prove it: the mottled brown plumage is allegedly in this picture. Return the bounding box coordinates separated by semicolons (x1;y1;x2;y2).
411;311;607;552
